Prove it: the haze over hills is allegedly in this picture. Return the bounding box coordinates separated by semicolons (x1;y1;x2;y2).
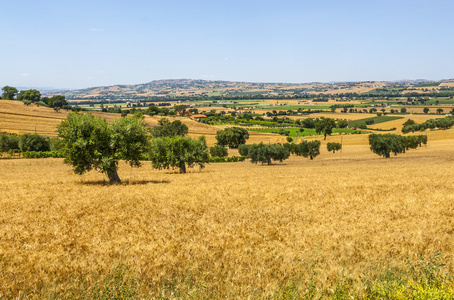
41;78;454;101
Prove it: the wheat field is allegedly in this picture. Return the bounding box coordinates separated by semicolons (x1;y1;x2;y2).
1;128;454;298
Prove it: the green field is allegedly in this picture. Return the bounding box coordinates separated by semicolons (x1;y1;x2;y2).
348;116;403;127
248;127;365;137
424;98;454;105
256;104;331;111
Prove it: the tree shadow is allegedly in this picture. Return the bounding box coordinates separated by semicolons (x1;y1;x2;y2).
78;179;170;186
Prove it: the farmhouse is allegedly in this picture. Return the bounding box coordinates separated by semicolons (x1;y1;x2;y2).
189;114;207;121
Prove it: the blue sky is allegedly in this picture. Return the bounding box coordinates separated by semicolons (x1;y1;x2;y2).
1;0;453;89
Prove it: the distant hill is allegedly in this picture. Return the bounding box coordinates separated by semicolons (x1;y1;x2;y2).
42;78;454;101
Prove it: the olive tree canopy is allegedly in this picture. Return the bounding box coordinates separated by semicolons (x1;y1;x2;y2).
58;113;150;183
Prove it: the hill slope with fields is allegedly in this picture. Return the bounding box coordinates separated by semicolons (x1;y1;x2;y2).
42;78;454;101
0;100;283;145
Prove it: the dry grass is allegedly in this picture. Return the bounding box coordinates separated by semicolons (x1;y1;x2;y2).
2;128;454;298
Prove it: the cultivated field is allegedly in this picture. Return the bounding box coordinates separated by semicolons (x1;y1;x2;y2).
0;100;279;146
2;128;454;298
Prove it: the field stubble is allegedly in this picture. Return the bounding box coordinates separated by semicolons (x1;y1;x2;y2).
1;138;454;297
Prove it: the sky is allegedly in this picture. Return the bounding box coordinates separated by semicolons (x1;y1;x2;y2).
1;0;453;89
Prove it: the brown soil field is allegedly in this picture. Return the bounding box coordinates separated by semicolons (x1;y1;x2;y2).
2;128;454;298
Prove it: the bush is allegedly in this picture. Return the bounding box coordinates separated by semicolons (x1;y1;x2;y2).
0;133;20;152
209;156;246;163
19;133;51;152
210;145;228;157
22;151;64;159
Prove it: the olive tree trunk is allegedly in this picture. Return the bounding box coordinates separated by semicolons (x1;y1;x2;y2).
107;170;122;183
179;162;187;174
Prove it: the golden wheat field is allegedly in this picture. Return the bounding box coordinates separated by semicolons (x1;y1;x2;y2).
0;100;278;147
2;127;454;298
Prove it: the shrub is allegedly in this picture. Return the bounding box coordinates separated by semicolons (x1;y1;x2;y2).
0;133;20;152
19;133;51;152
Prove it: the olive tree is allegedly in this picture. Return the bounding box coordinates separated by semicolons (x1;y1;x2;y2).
326;142;342;153
151;118;188;137
368;134;405;158
242;143;290;165
215;127;249;148
57;113;150;183
149;136;209;173
16;89;41;103
315;118;336;140
291;140;321;160
210;145;228;157
1;86;18;100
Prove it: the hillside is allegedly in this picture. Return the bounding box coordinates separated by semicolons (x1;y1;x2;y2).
42;78;454;101
0;100;282;145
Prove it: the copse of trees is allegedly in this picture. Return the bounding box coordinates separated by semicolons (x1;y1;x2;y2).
369;134;427;158
216;127;249;148
0;133;20;152
402;116;454;133
0;132;59;153
17;89;41;103
18;133;51;152
149;136;209;173
1;86;69;109
58;113;150;183
1;86;18;100
239;143;290;165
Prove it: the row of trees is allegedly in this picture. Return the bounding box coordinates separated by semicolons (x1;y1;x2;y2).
0;133;57;152
369;134;427;158
1;86;68;108
402;116;454;133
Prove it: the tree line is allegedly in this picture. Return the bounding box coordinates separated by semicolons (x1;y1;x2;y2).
1;86;69;110
402;116;454;133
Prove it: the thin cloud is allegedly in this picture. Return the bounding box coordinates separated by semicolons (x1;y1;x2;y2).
21;73;31;77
